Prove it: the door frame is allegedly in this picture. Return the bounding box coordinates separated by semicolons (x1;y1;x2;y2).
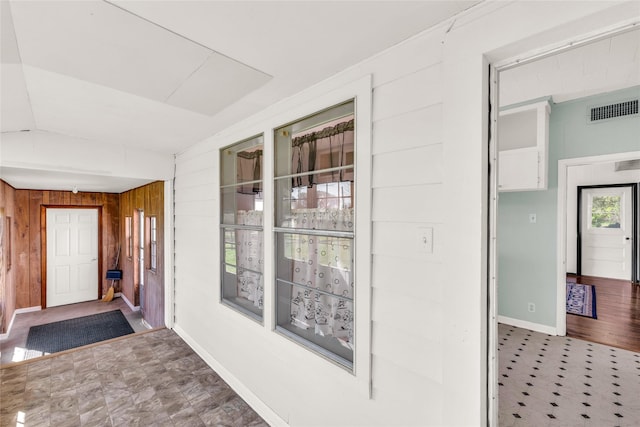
40;205;103;309
576;183;637;281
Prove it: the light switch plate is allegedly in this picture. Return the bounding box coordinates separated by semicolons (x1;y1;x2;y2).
417;227;433;253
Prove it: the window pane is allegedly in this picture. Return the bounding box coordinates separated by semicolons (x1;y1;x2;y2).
275;231;354;365
591;195;621;228
276;281;353;365
277;232;353;297
221;136;263;186
275;171;354;232
221;226;263;317
275;102;354;178
221;186;264;225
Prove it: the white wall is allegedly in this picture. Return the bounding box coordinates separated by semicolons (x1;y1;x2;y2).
566;162;640;273
172;2;637;426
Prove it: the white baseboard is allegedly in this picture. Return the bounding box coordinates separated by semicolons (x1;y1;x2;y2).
0;306;41;340
498;315;558;336
120;294;140;312
173;324;288;427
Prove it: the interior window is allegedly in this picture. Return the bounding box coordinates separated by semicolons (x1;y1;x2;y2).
220;135;264;320
274;101;355;368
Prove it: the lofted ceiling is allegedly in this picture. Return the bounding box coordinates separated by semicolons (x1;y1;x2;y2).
0;1;637;193
0;0;478;192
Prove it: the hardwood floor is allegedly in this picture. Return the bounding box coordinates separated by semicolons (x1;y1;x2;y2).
566;274;640;353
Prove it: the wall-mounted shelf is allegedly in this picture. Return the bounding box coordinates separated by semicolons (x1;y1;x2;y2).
498;100;550;192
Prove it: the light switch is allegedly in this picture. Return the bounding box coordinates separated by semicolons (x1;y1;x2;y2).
417;227;433;253
529;214;536;223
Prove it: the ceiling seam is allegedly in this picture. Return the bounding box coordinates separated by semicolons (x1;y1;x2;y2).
102;0;273;78
6;0;38;132
163;53;212;104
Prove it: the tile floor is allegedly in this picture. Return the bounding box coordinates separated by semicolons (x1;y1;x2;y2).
0;328;268;426
1;298;147;365
498;323;640;427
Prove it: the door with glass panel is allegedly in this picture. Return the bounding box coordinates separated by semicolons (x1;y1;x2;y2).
579;185;635;280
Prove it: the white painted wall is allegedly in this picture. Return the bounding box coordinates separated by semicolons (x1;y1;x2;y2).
566;162;640;273
172;2;637;426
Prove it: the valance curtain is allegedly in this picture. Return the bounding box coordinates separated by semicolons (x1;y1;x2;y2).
236;150;262;194
291;119;354;187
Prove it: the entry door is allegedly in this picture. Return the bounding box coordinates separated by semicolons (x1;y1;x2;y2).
580;186;634;280
46;208;99;307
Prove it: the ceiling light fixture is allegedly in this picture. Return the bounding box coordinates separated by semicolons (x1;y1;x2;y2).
72;186;78;194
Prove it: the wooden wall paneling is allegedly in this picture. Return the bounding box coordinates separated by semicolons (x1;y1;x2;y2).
103;194;120;293
29;191;42;307
144;181;164;327
70;191;82;205
0;181;17;333
8;189;120;310
118;181;165;327
14;190;30;308
120;190;134;306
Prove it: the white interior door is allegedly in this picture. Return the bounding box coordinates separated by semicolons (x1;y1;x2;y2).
47;208;98;307
580;186;633;280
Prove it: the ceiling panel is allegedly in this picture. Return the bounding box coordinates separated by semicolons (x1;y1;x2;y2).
1;0;20;64
9;0;271;116
166;51;272;116
23;65;214;153
1;64;36;131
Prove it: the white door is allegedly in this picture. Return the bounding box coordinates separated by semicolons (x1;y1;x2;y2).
46;208;99;307
581;186;633;280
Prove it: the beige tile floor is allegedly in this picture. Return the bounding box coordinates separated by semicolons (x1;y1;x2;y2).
0;301;268;426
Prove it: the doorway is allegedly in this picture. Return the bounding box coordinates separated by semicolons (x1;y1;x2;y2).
578;184;637;281
44;207;100;307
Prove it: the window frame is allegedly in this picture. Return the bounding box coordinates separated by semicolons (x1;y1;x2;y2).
213;75;372;385
219;134;265;322
125;216;133;260
149;216;158;272
273;100;357;369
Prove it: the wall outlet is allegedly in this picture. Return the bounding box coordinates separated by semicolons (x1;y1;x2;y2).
529;214;537;223
528;302;536;313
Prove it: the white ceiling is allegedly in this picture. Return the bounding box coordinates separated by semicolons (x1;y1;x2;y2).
0;1;638;193
0;0;479;192
500;28;640;106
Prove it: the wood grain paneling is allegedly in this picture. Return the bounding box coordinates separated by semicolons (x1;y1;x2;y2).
119;181;164;328
11;189;120;309
0;180;17;334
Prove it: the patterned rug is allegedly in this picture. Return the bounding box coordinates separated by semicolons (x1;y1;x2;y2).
566;282;597;319
25;310;134;356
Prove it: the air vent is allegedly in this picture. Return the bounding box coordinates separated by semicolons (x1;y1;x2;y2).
615;159;640;172
590;99;638;122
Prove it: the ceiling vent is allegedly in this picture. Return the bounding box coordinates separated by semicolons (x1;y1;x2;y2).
615;159;640;172
590;99;638;122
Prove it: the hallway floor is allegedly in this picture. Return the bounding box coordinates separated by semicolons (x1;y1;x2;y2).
0;328;268;426
499;323;640;426
1;297;147;365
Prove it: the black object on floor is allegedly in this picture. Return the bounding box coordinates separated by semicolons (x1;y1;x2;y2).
25;309;135;354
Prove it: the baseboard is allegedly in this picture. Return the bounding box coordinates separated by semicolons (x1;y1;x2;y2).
498;315;558;336
120;294;140;312
173;324;288;427
0;306;41;340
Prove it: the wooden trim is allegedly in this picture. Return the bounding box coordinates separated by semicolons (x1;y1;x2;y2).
40;206;46;308
40;205;103;309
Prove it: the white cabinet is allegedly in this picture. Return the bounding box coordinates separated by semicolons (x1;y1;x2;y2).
498;100;550;191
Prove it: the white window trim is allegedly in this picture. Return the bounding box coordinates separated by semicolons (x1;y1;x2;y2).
213;75;373;396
